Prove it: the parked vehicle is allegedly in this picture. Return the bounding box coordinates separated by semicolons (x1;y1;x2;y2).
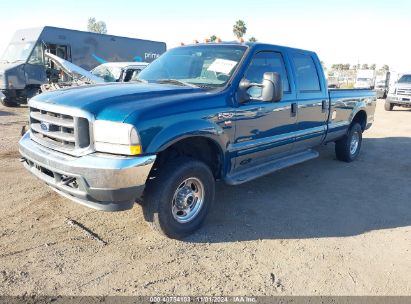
40;53;148;92
354;69;376;89
0;26;165;106
326;75;339;88
91;62;149;83
385;73;411;111
19;42;376;239
375;71;390;99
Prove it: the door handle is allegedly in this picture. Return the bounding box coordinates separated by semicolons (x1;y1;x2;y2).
291;102;297;116
322;100;328;112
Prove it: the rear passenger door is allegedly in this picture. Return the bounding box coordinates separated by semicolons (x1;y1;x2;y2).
290;52;328;151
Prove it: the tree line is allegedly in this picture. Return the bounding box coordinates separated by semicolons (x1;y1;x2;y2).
87;17;258;42
86;17;389;72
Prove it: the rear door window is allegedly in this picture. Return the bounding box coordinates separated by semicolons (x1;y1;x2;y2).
291;53;321;92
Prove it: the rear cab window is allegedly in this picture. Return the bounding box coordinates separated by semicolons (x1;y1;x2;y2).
291;53;321;92
289;51;327;101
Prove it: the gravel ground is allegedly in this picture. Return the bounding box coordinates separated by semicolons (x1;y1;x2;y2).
0;101;410;296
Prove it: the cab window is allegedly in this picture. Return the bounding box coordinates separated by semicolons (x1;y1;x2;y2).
28;43;44;65
291;53;321;92
244;51;290;99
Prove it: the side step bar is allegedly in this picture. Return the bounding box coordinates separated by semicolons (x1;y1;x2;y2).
225;149;319;185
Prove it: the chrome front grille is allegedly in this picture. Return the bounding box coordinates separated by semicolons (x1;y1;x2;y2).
29;106;91;155
397;88;411;96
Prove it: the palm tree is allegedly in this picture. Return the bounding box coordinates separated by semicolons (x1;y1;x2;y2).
248;37;257;42
210;35;217;42
233;20;247;39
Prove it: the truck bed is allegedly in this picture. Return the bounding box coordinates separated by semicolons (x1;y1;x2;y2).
325;88;376;142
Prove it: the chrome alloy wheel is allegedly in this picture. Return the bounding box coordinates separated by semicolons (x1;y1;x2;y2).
172;177;205;223
350;131;360;155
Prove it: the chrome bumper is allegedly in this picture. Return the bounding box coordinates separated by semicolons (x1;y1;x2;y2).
387;96;411;105
19;132;156;211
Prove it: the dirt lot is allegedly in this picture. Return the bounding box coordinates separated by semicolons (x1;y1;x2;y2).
0;101;410;296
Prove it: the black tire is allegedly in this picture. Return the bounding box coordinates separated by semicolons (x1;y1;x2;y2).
143;157;215;239
335;123;363;162
384;102;394;111
0;98;18;107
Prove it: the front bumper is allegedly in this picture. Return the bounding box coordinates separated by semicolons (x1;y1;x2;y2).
19;132;156;211
386;95;411;105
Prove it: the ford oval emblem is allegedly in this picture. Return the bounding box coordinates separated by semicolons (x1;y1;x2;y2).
40;122;50;131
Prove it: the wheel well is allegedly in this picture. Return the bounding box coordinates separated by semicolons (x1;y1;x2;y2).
153;137;223;179
352;110;367;131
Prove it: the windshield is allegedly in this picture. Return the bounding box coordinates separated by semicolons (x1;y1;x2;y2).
91;65;122;82
398;75;411;83
1;41;35;63
138;45;247;87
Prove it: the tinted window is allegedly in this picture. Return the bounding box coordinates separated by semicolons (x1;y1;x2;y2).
292;53;321;92
398;74;411;83
244;52;290;99
28;43;44;65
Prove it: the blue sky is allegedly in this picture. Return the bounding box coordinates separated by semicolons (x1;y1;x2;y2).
0;0;410;72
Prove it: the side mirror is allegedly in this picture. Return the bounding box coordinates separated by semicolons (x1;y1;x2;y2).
261;72;283;102
238;72;283;103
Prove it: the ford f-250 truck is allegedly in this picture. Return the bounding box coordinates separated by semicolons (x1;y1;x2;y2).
19;42;376;239
385;73;411;111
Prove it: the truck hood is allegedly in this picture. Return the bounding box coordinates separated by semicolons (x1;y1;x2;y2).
44;52;104;84
31;82;203;121
395;83;411;90
0;62;24;73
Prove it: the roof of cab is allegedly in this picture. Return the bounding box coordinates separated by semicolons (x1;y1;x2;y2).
179;41;317;56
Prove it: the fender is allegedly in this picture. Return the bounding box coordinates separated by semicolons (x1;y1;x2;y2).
349;94;376;128
349;102;367;123
145;119;230;155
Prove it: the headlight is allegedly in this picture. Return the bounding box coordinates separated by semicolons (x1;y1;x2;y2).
93;120;142;155
387;94;398;100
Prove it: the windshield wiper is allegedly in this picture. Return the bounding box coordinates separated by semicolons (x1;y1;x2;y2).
156;79;198;88
132;78;148;84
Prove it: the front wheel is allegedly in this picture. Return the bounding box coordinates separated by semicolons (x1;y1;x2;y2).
143;157;215;239
0;98;18;107
384;102;394;111
335;123;363;162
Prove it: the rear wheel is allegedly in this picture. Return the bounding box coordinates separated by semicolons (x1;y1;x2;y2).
384;102;394;111
335;123;363;162
143;157;215;239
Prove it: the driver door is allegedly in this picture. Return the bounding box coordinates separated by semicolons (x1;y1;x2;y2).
232;50;298;172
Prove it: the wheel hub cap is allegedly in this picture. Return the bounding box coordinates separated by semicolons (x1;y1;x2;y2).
350;132;359;155
172;177;205;223
175;186;194;209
